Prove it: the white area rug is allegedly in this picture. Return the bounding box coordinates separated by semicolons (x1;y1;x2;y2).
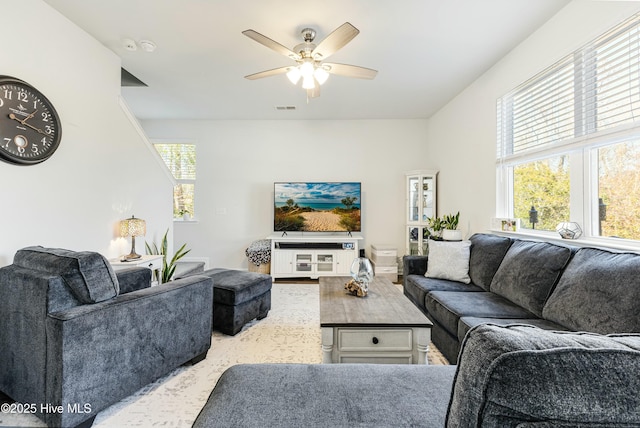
1;283;447;428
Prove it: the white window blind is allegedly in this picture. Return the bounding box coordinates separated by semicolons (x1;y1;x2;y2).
154;143;196;180
498;13;640;161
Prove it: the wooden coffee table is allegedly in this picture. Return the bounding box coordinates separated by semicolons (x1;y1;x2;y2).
319;276;432;364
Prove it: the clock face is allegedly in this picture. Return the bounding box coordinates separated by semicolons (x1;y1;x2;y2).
0;76;62;165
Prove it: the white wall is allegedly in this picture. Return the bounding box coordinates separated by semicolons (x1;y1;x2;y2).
141;119;429;268
425;0;640;238
0;0;174;266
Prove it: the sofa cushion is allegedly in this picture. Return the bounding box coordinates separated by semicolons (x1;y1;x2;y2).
446;324;640;427
426;240;471;284
425;291;534;337
13;246;119;304
490;240;572;317
468;233;513;291
193;363;457;428
404;276;483;313
543;247;640;333
457;316;567;343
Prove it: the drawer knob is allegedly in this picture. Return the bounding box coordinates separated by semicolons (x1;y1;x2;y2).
372;337;379;345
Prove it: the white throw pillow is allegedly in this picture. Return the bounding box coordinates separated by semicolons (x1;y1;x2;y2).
425;240;471;284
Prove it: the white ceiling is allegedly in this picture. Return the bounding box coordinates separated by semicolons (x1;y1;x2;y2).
44;0;569;121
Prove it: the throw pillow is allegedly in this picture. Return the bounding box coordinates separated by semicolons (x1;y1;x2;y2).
425;240;471;284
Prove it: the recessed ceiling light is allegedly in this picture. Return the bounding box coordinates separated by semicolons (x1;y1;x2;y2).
139;40;157;53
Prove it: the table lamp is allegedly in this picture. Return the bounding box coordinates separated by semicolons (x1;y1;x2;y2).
120;215;146;261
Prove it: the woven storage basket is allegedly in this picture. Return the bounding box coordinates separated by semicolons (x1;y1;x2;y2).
248;261;270;274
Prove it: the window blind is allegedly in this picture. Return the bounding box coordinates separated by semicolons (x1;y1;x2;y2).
498;13;640;160
154;143;196;180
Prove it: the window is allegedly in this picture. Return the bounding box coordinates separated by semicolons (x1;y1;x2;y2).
497;13;640;243
153;143;196;219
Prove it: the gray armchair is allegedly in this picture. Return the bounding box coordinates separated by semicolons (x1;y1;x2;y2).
0;246;214;428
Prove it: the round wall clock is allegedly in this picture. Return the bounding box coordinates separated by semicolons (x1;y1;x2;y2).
0;76;62;165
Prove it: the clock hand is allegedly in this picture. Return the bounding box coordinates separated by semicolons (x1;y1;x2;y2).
21;109;38;124
9;113;47;135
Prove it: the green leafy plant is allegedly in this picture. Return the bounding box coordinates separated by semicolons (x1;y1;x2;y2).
426;216;444;240
145;229;191;283
442;212;460;230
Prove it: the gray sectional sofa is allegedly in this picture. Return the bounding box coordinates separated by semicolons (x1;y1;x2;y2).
192;232;640;427
194;324;640;427
404;233;640;363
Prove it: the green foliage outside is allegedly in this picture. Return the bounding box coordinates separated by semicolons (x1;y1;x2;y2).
513;143;640;240
598;141;640;240
513;157;570;231
154;144;196;218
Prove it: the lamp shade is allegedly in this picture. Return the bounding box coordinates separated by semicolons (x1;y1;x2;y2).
120;216;146;237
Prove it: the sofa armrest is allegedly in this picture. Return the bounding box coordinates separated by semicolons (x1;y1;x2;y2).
446;324;640;427
44;275;213;427
403;255;428;278
115;267;151;294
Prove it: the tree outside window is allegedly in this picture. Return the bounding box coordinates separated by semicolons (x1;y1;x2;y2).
153;143;196;219
513;156;570;231
598;140;640;240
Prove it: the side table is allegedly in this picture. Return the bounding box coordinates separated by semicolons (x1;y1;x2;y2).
109;255;163;286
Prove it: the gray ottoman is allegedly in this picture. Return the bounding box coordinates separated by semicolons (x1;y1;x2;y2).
200;268;271;336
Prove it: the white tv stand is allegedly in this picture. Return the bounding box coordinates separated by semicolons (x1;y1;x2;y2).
268;233;363;279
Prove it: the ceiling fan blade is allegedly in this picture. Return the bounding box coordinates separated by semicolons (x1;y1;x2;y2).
242;29;301;60
245;66;294;80
323;63;378;79
312;22;359;60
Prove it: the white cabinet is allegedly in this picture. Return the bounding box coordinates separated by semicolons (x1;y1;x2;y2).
269;234;363;279
406;170;438;255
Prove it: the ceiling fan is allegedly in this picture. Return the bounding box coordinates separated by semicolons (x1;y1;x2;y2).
242;22;377;99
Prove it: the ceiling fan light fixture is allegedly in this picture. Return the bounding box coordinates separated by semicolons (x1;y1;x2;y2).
286;67;301;84
302;75;316;90
314;67;329;85
300;61;314;79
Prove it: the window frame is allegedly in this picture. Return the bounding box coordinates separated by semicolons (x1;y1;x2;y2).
496;13;640;248
152;140;197;221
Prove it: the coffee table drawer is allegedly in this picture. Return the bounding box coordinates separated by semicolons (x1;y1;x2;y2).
337;328;412;352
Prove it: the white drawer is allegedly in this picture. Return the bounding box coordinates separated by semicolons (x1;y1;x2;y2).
371;245;398;266
145;259;163;270
338;328;412;352
374;265;398;274
339;354;413;364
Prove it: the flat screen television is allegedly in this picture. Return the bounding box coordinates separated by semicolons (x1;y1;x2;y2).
274;182;361;233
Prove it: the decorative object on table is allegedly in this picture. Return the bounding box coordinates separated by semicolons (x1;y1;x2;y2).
344;278;367;297
246;239;271;274
346;257;373;297
441;212;462;241
0;76;62;165
145;228;191;283
120;215;146;261
556;222;583;239
529;205;538;229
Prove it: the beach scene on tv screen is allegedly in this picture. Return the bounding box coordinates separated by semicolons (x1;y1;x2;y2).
274;182;361;232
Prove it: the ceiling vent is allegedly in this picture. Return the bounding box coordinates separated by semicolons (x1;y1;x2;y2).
274;106;296;111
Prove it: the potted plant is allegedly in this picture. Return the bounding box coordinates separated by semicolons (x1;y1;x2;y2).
426;216;444;240
145;229;191;283
179;209;191;221
441;212;462;241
